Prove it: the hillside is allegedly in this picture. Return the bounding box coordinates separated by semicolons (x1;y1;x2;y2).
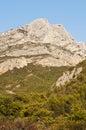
0;60;86;129
0;63;69;95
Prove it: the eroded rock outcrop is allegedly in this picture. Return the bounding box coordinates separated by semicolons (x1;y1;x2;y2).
56;67;82;87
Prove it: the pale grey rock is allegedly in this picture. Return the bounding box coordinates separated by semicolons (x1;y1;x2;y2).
56;67;82;87
6;90;15;95
0;18;86;74
0;57;32;74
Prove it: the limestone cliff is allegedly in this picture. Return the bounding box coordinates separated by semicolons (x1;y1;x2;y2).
0;18;86;74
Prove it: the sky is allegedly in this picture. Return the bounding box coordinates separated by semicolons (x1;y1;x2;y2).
0;0;86;42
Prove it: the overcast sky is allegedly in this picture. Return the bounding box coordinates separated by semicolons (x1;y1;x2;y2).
0;0;86;42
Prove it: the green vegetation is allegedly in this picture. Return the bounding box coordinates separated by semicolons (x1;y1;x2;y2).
0;63;68;94
0;62;86;129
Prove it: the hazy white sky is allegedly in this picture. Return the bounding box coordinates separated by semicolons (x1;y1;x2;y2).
0;0;86;42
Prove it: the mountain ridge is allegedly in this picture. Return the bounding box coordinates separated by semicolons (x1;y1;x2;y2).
0;18;86;74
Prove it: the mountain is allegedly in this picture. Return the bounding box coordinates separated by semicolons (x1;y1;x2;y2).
0;18;86;130
0;18;86;74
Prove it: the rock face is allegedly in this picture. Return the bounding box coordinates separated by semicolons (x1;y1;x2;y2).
0;18;86;74
56;67;82;87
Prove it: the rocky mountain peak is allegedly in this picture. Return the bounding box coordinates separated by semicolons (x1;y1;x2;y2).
23;18;74;44
29;18;49;26
0;18;86;74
